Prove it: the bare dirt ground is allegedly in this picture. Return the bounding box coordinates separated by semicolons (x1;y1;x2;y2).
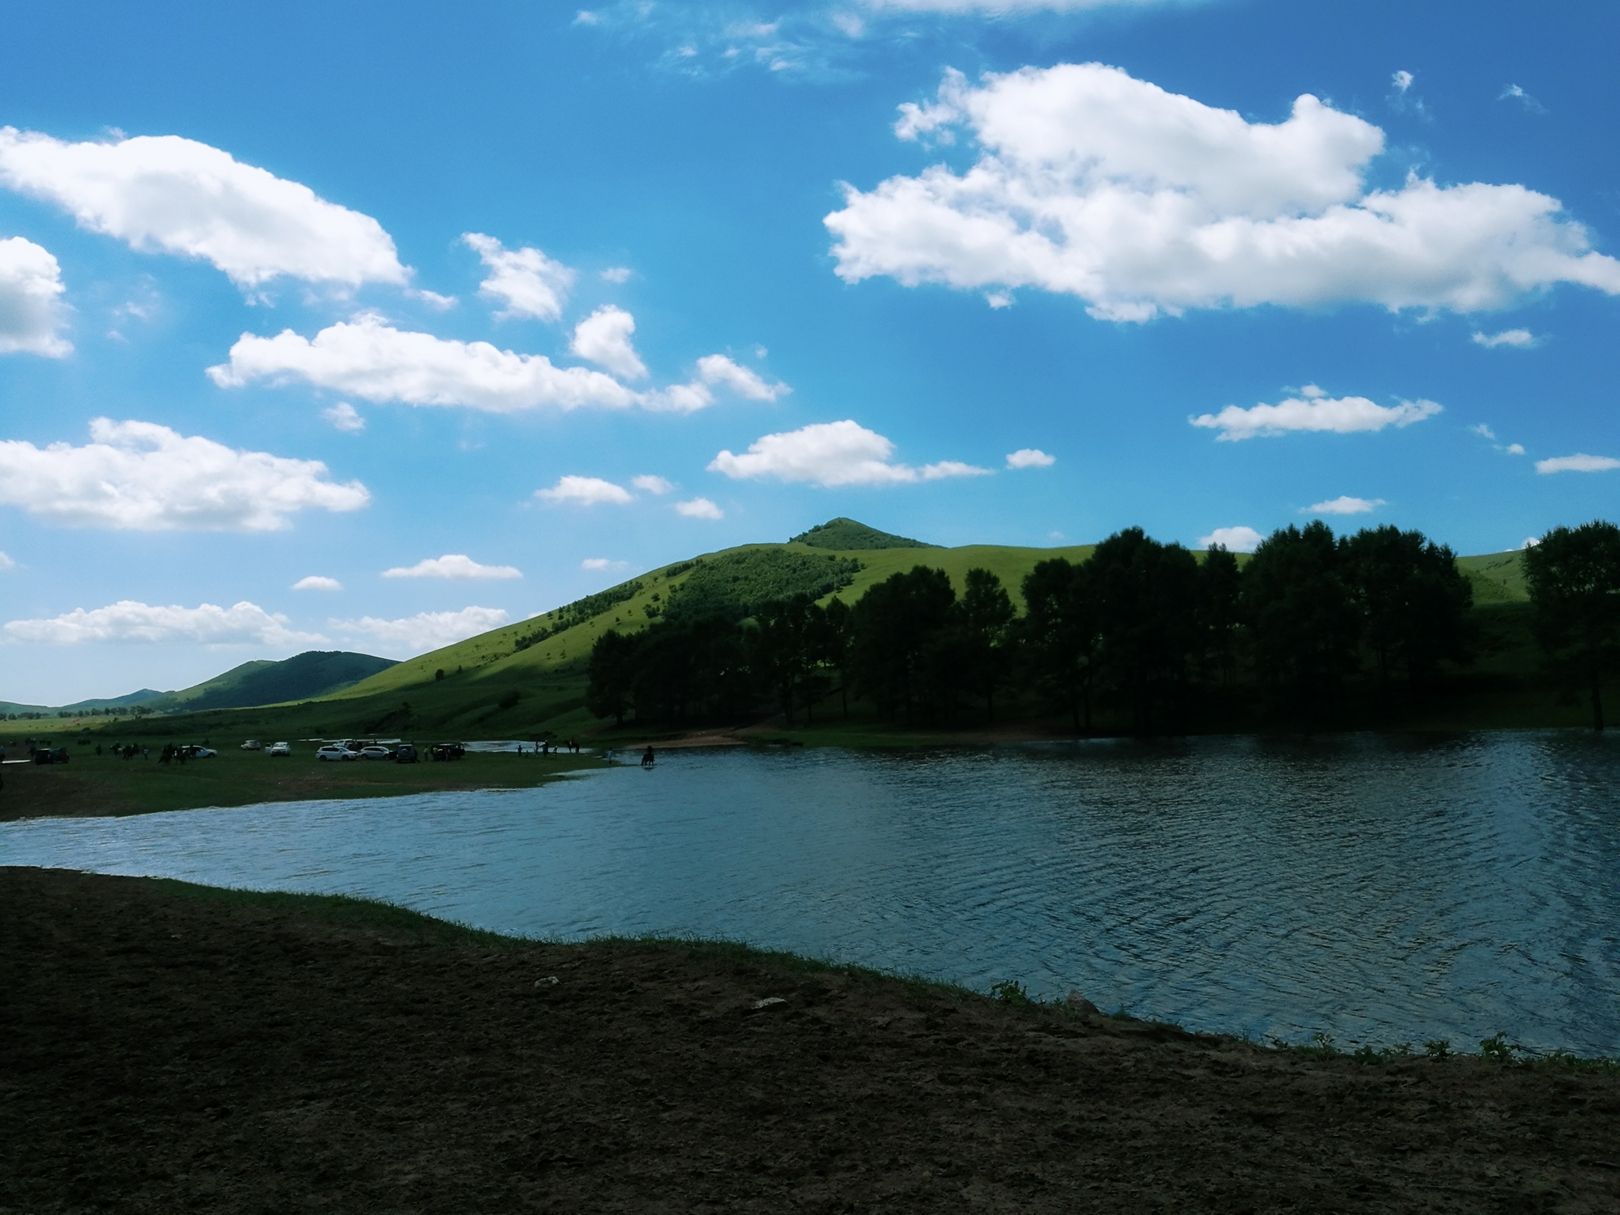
4;866;1617;1214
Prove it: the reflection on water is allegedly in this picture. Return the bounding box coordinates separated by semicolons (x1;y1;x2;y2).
4;732;1617;1054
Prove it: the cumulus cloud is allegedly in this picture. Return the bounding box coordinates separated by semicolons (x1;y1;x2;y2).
0;127;406;289
1535;453;1620;475
632;474;675;494
328;606;511;657
535;474;634;506
0;551;15;571
709;419;990;487
1190;385;1442;441
323;401;365;432
571;305;648;379
462;232;576;322
4;599;324;646
582;557;630;572
209;314;639;413
1199;526;1264;553
382;554;522;580
1471;327;1537;349
0;418;369;531
0;235;71;355
293;575;342;591
675;496;724;519
1006;447;1055;469
826;64;1620;321
1304;495;1385;515
645;352;790;413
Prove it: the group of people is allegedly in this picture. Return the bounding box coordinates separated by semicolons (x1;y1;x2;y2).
519;738;581;755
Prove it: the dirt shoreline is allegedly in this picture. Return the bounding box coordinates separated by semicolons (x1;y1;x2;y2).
5;867;1617;1213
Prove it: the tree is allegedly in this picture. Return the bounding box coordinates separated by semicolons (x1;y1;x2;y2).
1241;522;1359;721
585;629;639;725
1340;525;1474;692
1087;528;1201;732
957;568;1016;722
1196;544;1243;689
1522;521;1620;730
1019;558;1099;732
851;566;957;721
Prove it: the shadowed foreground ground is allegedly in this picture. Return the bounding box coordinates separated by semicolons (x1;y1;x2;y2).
4;867;1617;1213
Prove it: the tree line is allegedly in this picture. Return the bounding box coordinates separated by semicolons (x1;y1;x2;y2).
588;519;1619;733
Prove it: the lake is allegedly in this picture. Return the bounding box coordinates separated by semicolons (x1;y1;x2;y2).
4;731;1617;1055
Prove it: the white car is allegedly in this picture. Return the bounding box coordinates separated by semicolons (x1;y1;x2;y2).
316;744;358;761
268;741;291;757
359;745;394;760
240;740;262;751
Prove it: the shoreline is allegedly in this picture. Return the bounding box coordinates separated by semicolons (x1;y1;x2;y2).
6;866;1617;1213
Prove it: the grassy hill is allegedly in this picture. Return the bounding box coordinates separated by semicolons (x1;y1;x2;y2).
77;524;1551;743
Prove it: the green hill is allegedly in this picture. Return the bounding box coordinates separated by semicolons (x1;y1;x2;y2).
791;517;935;550
88;525;1553;742
156;651;397;711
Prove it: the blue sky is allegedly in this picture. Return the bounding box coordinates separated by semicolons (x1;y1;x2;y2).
2;0;1617;705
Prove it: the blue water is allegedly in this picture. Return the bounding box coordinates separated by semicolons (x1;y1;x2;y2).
4;732;1617;1055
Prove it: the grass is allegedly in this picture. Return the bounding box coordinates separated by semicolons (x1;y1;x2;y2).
0;745;587;820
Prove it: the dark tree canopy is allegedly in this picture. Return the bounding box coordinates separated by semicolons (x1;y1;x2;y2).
1522;520;1620;730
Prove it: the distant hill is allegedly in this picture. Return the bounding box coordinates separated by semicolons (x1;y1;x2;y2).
127;523;1543;740
791;518;936;550
158;651;398;711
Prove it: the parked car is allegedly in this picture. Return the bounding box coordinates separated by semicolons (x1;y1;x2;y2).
32;746;69;765
431;742;465;761
359;745;393;760
178;745;217;759
316;744;358;762
394;743;418;763
240;740;262;751
268;741;291;757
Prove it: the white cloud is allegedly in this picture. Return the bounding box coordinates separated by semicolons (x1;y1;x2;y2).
0;235;71;356
697;353;789;401
535;474;634;506
1006;447;1055;469
645;352;790;413
0;551;15;571
1520;536;1540;549
408;288;458;311
571;305;648;379
632;474;675;495
462;232;575;321
382;554;523;580
0;417;369;531
985;290;1014;309
1391;70;1414;94
1470;423;1527;456
323;401;365;432
826;64;1620;321
1190;385;1442;441
1199;526;1263;553
1535;453;1620;475
582;556;630;572
599;266;633;284
328;606;510;657
675;496;724;519
709;419;990;487
209;314;639;413
293;575;342;592
1471;327;1537;349
1500;84;1547;114
0;127;406;289
4;599;324;646
1304;495;1386;515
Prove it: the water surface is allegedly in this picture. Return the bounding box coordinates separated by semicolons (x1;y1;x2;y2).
4;732;1616;1054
